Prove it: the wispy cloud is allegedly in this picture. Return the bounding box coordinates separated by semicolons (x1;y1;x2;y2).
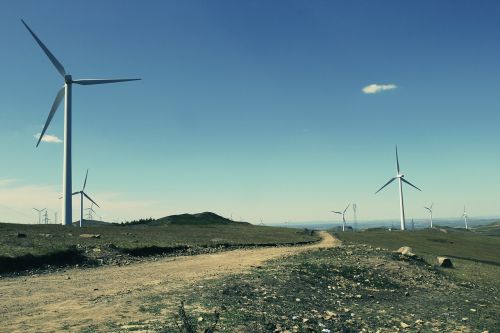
362;83;397;94
34;133;62;143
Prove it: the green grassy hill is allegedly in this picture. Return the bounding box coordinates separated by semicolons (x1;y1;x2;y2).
334;227;500;287
148;212;248;226
473;221;500;236
0;213;319;273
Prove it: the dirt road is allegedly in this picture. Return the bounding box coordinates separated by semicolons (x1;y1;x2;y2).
0;231;339;332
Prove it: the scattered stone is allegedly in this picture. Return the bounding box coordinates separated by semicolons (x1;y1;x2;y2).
80;234;101;239
400;322;410;328
66;276;71;280
404;291;410;297
396;246;415;257
437;256;453;268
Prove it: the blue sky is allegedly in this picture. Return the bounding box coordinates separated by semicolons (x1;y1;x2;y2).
0;1;499;224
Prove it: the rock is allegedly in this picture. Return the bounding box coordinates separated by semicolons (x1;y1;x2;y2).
400;322;410;328
397;246;415;257
437;256;453;268
80;234;101;239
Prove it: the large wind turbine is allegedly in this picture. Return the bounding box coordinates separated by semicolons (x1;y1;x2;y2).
375;146;422;231
73;170;100;227
22;19;140;226
332;204;350;232
424;203;434;228
462;206;468;230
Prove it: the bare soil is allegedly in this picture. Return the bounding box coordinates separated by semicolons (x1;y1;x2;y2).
0;231;338;332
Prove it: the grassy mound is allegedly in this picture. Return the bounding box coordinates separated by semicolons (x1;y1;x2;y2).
0;218;319;274
335;228;500;288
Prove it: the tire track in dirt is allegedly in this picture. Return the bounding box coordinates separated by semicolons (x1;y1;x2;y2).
0;231;339;332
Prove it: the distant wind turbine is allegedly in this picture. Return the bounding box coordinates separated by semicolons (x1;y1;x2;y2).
375;146;422;231
22;19;140;226
462;206;468;230
33;208;46;224
424;203;434;228
73;170;100;227
332;204;350;232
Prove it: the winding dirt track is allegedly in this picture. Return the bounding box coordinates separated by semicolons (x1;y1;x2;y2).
0;231;339;332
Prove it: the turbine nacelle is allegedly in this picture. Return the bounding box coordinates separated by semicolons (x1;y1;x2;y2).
64;74;72;84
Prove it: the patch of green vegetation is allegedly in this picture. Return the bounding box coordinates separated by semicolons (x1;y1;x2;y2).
335;228;500;288
0;214;319;273
473;221;500;236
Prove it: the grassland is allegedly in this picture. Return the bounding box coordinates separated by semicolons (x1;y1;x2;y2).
334;225;500;288
0;213;319;274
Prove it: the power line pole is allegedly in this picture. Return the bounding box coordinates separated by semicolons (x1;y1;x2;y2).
33;208;46;224
43;210;50;224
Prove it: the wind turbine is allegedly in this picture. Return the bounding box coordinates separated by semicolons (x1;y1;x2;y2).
424;203;434;228
375;146;422;231
462;206;468;230
33;208;46;224
332;204;350;232
73;170;100;227
22;19;140;226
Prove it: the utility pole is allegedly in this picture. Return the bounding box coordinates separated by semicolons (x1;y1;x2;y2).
33;208;46;224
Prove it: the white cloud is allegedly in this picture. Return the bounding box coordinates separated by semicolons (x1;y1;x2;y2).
362;83;397;94
34;133;62;143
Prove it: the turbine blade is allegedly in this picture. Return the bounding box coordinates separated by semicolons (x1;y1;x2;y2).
72;78;141;85
72;191;80;196
83;192;100;208
401;178;422;191
21;19;66;77
343;204;350;214
331;211;342;215
36;87;65;147
83;169;88;191
395;145;400;174
375;177;396;194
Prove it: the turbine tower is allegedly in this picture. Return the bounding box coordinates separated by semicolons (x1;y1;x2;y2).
462;206;468;230
22;19;140;226
73;170;100;227
424;203;434;228
375;146;422;231
33;208;46;224
332;203;350;232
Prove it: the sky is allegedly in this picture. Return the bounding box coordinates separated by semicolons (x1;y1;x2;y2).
0;0;499;225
